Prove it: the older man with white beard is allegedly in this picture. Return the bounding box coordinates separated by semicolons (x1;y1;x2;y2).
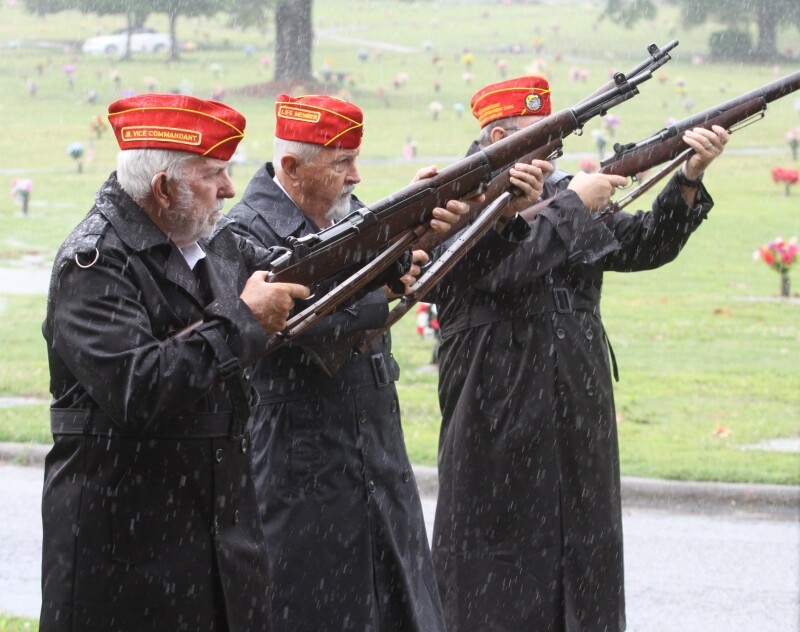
226;92;455;632
40;93;310;632
226;93;538;631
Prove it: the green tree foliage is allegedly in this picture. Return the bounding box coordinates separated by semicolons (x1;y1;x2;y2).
227;0;275;34
22;0;71;16
23;0;224;61
603;0;800;61
24;0;315;82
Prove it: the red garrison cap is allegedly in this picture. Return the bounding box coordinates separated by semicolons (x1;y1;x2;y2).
471;76;552;128
107;93;246;161
275;94;363;149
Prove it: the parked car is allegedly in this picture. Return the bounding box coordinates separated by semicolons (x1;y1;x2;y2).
81;27;171;56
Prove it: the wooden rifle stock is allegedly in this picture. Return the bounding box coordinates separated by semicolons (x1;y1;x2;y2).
172;42;680;370
402;42;681;255
345;192;518;365
275;42;680;373
600;71;800;178
589;71;800;222
267;40;678;288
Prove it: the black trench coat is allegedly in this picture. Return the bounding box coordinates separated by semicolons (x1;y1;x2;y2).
430;172;713;632
226;163;445;632
41;174;277;632
226;163;529;632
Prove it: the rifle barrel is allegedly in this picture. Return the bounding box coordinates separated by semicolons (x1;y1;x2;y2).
601;71;800;173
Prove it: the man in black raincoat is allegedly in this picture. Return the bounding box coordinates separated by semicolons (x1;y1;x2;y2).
40;94;309;632
226;93;539;632
430;76;729;631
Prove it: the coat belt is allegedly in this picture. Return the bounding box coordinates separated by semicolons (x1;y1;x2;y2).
442;285;600;337
50;408;242;439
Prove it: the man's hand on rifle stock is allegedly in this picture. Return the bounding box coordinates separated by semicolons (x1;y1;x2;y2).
240;272;311;333
681;124;730;182
568;172;628;213
385;249;429;300
411;165;486;233
506;158;553;217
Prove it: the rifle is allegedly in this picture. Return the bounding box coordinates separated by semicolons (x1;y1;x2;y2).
344;71;800;363
599;71;800;179
267;40;679;290
174;41;679;356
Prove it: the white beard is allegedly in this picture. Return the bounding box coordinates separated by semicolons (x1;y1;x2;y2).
166;183;225;245
325;184;356;223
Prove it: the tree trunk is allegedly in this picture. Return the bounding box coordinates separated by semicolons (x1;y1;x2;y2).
169;13;181;62
274;0;314;83
755;4;779;59
123;12;134;62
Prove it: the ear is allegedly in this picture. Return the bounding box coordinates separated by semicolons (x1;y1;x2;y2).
490;126;507;145
150;171;171;209
279;154;301;182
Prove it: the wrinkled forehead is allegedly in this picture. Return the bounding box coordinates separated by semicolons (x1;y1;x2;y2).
182;154;228;173
514;114;547;130
316;145;360;164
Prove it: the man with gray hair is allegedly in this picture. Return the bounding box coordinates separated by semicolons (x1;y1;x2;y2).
40;94;309;632
226;93;538;631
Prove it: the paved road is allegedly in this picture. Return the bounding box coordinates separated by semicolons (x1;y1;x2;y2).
2;464;798;630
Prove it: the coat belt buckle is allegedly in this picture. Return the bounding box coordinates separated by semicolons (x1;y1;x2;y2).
553;287;573;314
370;353;390;388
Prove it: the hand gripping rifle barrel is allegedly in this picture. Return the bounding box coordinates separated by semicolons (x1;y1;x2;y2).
266;41;679;288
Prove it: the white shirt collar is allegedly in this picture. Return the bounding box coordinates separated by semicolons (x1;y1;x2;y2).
178;242;206;270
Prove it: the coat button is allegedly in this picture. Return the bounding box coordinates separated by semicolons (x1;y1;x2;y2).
556;328;566;339
233;509;240;525
557;384;568;395
390;400;398;414
584;329;594;340
383;331;390;344
402;470;411;483
215;448;224;463
586;386;597;397
240;437;248;454
367;480;376;493
242;368;251;380
358;410;367;424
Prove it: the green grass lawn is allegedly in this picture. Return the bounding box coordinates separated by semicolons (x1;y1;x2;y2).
0;1;798;487
1;5;797;630
0;614;37;632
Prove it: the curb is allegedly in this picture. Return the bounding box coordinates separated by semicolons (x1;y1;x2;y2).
412;465;800;519
3;444;798;519
0;442;50;467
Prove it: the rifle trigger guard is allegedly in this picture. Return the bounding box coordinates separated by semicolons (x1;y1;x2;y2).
268;247;294;270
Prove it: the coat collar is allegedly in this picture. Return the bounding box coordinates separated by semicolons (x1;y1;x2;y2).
95;172;173;253
238;162;363;239
95;172;233;306
238;162;307;239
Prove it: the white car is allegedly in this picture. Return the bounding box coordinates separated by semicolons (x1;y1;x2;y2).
82;27;171;56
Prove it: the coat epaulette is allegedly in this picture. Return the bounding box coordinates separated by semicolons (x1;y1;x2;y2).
54;210;109;271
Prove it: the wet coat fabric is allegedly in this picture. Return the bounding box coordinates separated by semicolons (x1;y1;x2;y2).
41;173;278;632
430;171;714;632
225;163;445;632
